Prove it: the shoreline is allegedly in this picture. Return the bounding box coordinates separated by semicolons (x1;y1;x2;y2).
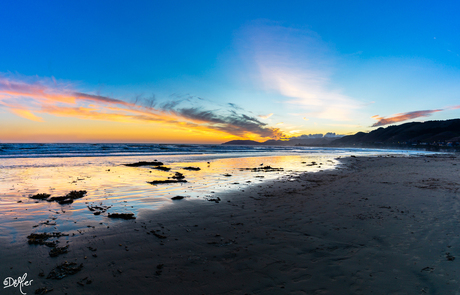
2;154;460;294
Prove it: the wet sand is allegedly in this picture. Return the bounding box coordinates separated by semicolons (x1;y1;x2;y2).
2;154;460;294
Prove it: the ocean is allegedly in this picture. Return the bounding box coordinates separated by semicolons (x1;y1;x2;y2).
0;142;426;159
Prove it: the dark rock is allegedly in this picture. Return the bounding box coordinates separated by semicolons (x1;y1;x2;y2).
147;179;187;185
107;213;136;220
172;172;185;180
183;166;201;171
30;193;51;200
124;161;163;167
153;166;171;171
48;190;87;205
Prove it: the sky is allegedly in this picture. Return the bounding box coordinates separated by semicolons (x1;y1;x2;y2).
1;0;460;143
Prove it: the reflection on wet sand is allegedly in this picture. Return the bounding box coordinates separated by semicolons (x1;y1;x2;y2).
0;154;337;242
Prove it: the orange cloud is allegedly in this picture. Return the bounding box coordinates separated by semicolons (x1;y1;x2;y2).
371;109;443;127
0;74;283;141
9;109;44;122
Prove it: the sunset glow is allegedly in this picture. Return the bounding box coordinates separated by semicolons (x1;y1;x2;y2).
1;2;460;142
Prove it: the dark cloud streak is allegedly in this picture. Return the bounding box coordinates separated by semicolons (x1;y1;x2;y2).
74;92;133;106
173;107;283;139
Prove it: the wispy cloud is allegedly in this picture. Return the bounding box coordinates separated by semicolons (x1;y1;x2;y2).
372;109;443;127
0;74;283;140
242;21;363;121
9;109;44;122
258;113;273;119
228;103;243;110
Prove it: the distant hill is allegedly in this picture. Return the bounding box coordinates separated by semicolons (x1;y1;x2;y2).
331;119;460;148
222;140;263;145
222;137;339;146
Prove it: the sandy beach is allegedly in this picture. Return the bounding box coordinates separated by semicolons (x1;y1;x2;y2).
2;154;460;295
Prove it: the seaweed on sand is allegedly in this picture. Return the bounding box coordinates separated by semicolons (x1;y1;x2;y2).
152;166;171;171
87;204;111;215
47;261;83;279
49;245;69;257
108;213;136;219
30;193;51;200
27;232;69;246
183;166;201;171
48;190;87;205
147;172;187;185
239;166;284;172
124;161;164;167
171;172;185;180
147;179;187;185
150;230;167;239
64;190;87;199
204;196;221;203
50;197;74;205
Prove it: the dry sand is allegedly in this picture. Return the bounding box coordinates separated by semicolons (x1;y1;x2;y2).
2;154;460;295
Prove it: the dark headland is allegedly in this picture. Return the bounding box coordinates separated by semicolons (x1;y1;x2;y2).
223;119;460;151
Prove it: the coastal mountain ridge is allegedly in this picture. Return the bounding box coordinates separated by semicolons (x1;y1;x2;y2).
223;119;460;148
331;119;460;147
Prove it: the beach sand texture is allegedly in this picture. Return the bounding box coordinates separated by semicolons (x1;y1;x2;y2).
2;154;460;294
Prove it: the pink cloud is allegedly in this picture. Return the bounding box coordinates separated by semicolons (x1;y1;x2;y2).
371;109;443;127
9;109;44;122
0;74;283;140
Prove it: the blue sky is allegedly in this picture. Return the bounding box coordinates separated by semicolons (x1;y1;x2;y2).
0;1;459;142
